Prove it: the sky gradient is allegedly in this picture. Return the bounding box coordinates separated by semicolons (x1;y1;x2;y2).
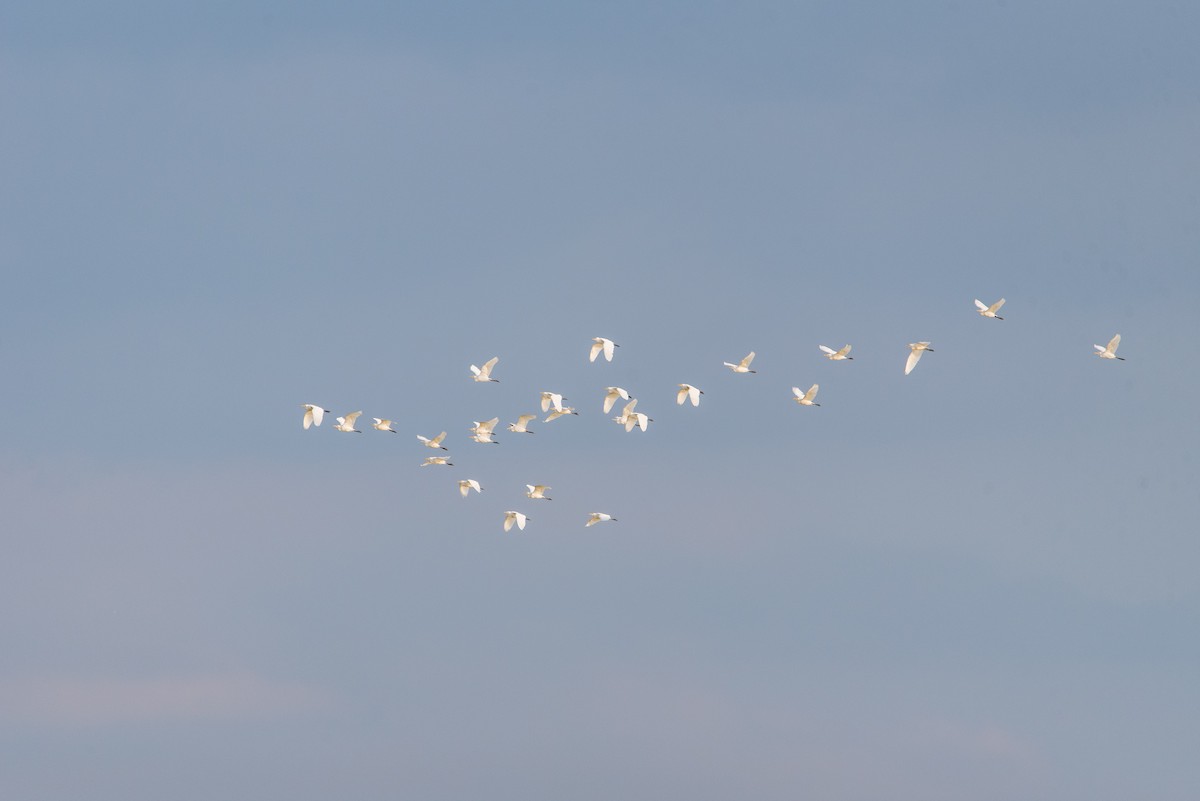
2;2;1198;799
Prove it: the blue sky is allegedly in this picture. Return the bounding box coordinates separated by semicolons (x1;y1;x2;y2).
2;2;1198;799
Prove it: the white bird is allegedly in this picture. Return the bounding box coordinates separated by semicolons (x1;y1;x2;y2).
792;384;820;406
525;484;552;500
975;298;1006;319
333;411;363;433
585;512;617;527
545;406;579;422
372;418;398;433
820;344;854;361
540;391;567;413
1094;334;1125;360
905;342;934;375
458;479;482;498
612;398;638;427
422;455;453;467
471;430;499;444
676;383;703;406
417;431;449;450
507;414;537;434
723;351;757;373
589;337;619;363
469;356;500;382
300;404;330;430
625;411;652;432
468;418;499;436
602;386;631;414
502;510;528;532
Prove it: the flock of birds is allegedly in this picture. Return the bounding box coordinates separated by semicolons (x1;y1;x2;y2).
301;302;1127;532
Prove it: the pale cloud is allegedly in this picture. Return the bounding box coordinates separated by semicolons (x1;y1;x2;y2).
0;673;333;728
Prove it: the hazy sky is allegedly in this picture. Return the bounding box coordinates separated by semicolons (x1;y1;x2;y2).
3;2;1198;799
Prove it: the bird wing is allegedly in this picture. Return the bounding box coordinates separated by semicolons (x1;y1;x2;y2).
805;384;819;401
459;481;470;498
1108;334;1121;352
550;394;564;412
344;411;362;425
688;386;701;406
603;338;615;361
740;352;755;369
905;349;923;375
990;298;1006;313
431;431;447;445
624;415;637;432
480;357;498;377
676;386;687;405
819;345;835;355
589;340;603;362
838;344;852;357
480;418;498;434
503;514;515;532
636;413;649;431
469;364;481;376
517;414;535;428
585;515;598;527
791;386;803;398
975;299;987;311
303;408;314;429
603;390;618;414
540;393;551;412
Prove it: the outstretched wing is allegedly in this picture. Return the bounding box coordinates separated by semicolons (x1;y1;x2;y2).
905;349;923;375
819;345;836;355
989;298;1006;313
589;340;603;362
740;352;755;369
975;299;987;311
1107;334;1121;352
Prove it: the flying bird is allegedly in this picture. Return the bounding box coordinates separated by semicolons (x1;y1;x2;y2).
540;391;567;413
723;352;757;373
417;431;449;450
585;512;617;527
975;298;1006;319
458;479;482;497
1094;334;1125;360
676;383;703;406
792;384;820;406
301;404;331;430
507;414;537;434
589;337;619;363
469;356;500;382
602;386;631;414
468;418;499;436
421;455;453;467
625;411;652;432
371;418;398;433
905;342;934;375
333;411;363;433
502;510;528;532
820;344;854;361
545;406;579;422
525;484;552;500
612;398;638;427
